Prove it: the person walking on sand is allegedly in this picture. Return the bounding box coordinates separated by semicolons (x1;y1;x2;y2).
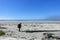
17;23;22;32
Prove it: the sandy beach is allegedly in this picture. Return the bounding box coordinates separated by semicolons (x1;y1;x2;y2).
0;22;60;40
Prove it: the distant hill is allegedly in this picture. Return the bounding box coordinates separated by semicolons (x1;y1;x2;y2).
45;15;60;21
0;15;60;21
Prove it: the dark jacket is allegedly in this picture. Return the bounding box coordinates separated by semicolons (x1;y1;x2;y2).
17;23;21;28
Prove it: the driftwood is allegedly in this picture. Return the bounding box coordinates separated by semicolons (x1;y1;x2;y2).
21;30;60;33
43;33;60;40
52;35;60;39
0;26;7;29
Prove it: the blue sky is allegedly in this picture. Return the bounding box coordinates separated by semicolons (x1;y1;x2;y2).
0;0;60;20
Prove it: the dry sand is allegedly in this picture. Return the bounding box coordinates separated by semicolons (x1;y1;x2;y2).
0;22;60;40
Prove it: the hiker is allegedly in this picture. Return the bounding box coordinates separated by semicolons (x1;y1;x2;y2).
17;23;22;32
